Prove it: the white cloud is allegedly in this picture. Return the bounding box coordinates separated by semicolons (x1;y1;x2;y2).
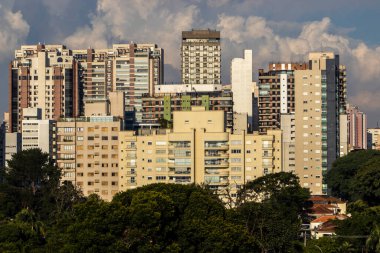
217;14;380;114
62;0;380;115
64;0;200;67
0;0;29;61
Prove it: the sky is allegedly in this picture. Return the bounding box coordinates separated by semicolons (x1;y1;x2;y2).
0;0;379;126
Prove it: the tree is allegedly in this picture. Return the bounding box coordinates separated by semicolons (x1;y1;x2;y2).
326;150;380;202
0;209;46;252
366;225;380;252
352;158;380;206
0;149;60;217
235;172;310;252
305;237;348;253
336;206;380;250
47;194;130;252
0;148;83;221
324;151;380;252
113;183;257;252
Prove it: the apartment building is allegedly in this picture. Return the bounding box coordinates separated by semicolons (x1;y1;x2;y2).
71;44;163;126
367;128;380;150
231;50;256;130
346;104;367;151
141;90;233;129
21;108;56;159
5;132;21;167
281;114;296;173
294;52;341;195
338;65;347;114
181;29;221;84
9;44;79;133
339;114;349;157
8;44;163;132
258;63;308;134
118;107;282;197
56;116;122;201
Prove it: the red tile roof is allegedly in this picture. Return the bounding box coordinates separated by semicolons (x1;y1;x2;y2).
318;221;337;233
309;205;334;215
309;195;346;204
311;215;339;223
311;214;347;224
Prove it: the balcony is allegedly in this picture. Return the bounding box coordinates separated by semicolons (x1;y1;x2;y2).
169;141;191;148
205;168;229;176
126;162;136;167
204;143;229;150
127;181;137;186
169;176;191;183
204;159;229;167
204;151;229;158
262;144;273;150
124;145;137;150
169;167;191;175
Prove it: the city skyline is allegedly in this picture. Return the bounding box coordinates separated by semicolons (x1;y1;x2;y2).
0;2;379;251
0;0;379;127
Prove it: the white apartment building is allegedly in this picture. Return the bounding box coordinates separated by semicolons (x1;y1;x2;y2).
231;50;255;130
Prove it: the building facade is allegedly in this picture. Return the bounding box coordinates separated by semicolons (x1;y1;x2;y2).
56;116;122;201
367;128;380;150
119;108;282;198
181;29;221;84
21;119;56;157
258;63;308;134
5;132;21;167
8;44;163;133
347;104;367;151
231;50;256;130
141;90;233;130
281;114;296;173
20;107;56;158
294;52;341;195
9;44;79;133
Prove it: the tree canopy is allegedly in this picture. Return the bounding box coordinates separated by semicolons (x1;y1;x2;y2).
326;149;380;204
0;150;311;252
315;150;380;252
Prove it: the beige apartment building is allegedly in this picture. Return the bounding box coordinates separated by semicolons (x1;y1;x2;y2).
281;114;296;173
56;116;122;201
294;52;341;195
118;107;282;198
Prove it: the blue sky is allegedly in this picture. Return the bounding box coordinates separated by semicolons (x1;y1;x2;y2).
0;0;379;126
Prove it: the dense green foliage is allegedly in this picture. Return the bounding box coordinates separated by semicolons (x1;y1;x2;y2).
326;149;380;205
0;149;311;252
306;150;380;252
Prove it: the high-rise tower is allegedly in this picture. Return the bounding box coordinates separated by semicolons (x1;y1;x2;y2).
8;44;80;133
294;52;341;195
181;29;221;84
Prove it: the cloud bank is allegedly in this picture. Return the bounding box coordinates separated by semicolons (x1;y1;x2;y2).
0;0;29;61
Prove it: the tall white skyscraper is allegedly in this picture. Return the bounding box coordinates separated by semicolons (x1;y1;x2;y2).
231;50;254;130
